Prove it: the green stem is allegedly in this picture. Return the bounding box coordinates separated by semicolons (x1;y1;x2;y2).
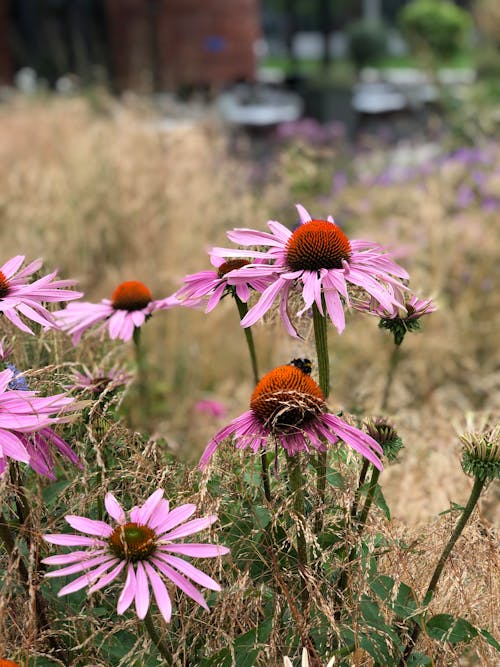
400;475;487;665
234;296;271;503
351;459;370;520
143;609;173;663
312;301;329;534
286;452;309;613
357;467;381;535
381;344;401;411
133;326;149;424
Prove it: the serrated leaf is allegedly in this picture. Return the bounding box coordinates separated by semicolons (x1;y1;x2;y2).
426;614;477;644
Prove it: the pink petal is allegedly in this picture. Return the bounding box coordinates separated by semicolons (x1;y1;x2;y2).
134;561;150;619
151;557;209;610
87;560;126;593
64;516;113;537
117;564;136;615
136;489;164;525
155;504;197;536
161;515;218;541
158;544;230;558
296;204;312;223
45;554;117;578
104;493;126;524
144;561;172;623
57;559;119;596
156;553;221;591
43;534;108;547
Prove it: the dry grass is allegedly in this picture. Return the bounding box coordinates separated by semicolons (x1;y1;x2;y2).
0;95;498;665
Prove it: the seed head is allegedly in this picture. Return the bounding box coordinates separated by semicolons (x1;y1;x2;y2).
459;419;500;480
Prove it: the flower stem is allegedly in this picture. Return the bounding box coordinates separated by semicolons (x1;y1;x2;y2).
312;301;329;534
400;475;487;665
234;295;271;503
286;452;310;613
133;326;149;425
143;609;173;663
350;459;370;520
356;466;381;535
381;343;401;411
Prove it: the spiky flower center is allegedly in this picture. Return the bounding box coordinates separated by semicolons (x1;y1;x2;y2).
286;220;351;272
250;365;325;431
0;271;10;299
111;281;152;311
108;522;157;561
217;259;248;279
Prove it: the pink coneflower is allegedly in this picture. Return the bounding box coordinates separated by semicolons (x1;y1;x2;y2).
0;255;82;334
69;366;132;396
212;204;408;337
54;281;177;344
0;368;81;477
354;289;436;345
195;399;227;419
200;364;383;470
174;253;272;312
42;489;229;623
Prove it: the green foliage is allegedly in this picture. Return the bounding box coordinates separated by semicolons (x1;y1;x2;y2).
399;0;471;61
347;20;388;69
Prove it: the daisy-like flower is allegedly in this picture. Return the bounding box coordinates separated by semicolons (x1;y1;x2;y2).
42;489;230;624
212;204;409;337
54;280;177;344
355;289;436;345
69;365;132;396
200;364;383;470
0;255;82;334
174;253;272;312
0;368;81;477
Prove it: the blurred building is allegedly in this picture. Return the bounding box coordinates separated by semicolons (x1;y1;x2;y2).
2;0;261;92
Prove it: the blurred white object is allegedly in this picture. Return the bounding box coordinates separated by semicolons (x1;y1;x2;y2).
15;67;37;95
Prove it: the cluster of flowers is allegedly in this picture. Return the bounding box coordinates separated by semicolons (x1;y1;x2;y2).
0;203;436;631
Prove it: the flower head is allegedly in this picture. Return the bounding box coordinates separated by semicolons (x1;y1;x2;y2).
0;368;81;478
355;289;436;345
459;415;500;481
200;364;383;470
212;204;408;337
364;416;404;463
69;365;132;396
42;489;229;623
0;255;82;334
174;253;272;313
54;280;177;344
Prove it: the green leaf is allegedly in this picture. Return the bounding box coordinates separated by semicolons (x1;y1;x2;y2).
326;468;345;489
478;628;500;652
426;614;477;644
204;617;272;667
370;575;419;620
372;484;391;520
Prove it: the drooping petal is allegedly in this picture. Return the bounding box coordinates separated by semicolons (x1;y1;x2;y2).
117;564;137;615
144;561;172;623
134;561;150;619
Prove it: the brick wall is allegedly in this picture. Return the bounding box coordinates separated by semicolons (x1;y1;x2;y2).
106;0;260;92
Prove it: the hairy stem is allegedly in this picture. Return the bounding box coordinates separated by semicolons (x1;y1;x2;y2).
286;452;309;613
235;295;271;502
143;609;173;662
400;475;486;665
312;301;329;534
